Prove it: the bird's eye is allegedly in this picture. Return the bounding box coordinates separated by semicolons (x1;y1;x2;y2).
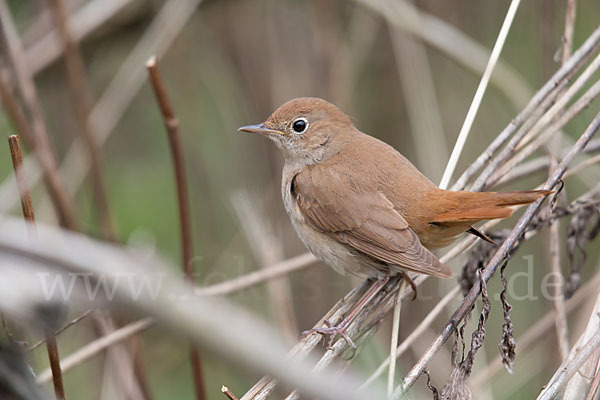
291;118;308;134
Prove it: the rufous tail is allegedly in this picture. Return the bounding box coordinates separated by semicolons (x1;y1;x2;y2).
431;190;553;224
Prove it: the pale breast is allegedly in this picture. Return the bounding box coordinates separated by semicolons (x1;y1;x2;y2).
281;166;384;278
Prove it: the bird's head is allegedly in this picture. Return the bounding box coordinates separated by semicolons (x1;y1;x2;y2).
239;97;355;166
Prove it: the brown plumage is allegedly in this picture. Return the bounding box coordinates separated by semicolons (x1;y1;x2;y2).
239;97;551;281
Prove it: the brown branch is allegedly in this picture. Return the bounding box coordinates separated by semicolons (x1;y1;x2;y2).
222;386;240;400
0;70;36;150
0;0;79;230
146;55;206;400
47;0;117;241
0;0;204;218
394;109;600;397
8;134;66;400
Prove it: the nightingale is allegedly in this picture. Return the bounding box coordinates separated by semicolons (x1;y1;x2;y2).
239;97;550;347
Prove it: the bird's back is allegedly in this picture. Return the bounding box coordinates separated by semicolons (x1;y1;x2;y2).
321;128;550;249
323;129;438;216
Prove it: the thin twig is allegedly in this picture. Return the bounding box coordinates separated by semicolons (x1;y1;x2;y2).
195;253;318;297
27;308;94;352
562;0;577;64
47;0;117;241
394;109;600;397
0;0;78;229
34;253;317;382
547;3;577;360
92;311;147;400
0;70;36;150
8;134;66;400
26;0;139;75
247;217;500;399
388;12;448;181
231;191;298;342
387;282;404;397
37;318;154;384
146;55;206;400
474;49;600;192
222;386;240;400
438;0;521;189
548;180;570;362
0;0;204;219
493;139;600;187
356;0;532;107
452;25;600;191
1;314;15;343
361;285;461;390
487;56;600;187
538;293;600;399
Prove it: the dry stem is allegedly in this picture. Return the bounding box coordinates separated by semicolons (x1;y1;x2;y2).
222;386;240;400
37;318;154;384
470;265;600;390
48;0;117;240
147;55;206;400
0;0;79;229
394;109;600;398
453;25;600;191
439;0;521;189
538;291;600;399
231;191;298;342
8;134;66;400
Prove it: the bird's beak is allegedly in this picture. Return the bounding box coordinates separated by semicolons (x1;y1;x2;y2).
238;123;283;136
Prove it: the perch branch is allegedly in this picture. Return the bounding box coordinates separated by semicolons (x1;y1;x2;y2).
361;285;462;390
393;109;600;398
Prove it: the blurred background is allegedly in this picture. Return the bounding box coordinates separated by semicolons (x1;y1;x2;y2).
1;0;600;399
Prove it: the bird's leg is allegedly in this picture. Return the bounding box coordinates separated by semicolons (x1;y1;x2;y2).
300;276;390;349
400;272;418;300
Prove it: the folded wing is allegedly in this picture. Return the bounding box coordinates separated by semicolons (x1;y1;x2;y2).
293;168;452;278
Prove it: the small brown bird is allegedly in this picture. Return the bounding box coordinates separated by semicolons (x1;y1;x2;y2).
240;97;550;347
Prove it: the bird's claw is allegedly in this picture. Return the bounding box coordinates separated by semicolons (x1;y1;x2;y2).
300;319;356;349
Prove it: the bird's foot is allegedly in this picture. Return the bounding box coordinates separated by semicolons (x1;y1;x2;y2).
401;272;418;300
300;319;356;349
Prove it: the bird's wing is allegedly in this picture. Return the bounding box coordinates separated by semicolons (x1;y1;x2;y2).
293;168;452;278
